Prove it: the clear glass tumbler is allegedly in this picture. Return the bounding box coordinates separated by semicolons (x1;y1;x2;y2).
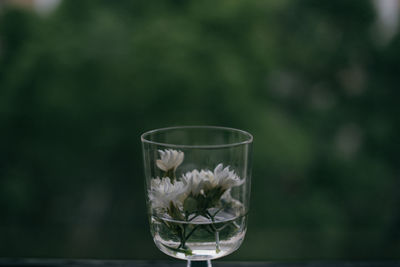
141;126;253;267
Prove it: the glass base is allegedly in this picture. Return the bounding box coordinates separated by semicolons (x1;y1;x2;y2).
187;260;212;267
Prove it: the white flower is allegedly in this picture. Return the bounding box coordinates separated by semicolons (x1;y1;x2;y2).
156;149;184;172
212;163;244;190
148;177;188;209
182;164;243;194
200;164;243;191
181;169;213;196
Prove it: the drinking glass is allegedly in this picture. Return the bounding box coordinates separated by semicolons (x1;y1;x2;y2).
141;126;253;267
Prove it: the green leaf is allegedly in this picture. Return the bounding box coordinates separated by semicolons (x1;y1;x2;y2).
161;243;193;256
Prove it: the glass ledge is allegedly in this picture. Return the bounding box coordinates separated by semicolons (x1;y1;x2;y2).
0;259;399;267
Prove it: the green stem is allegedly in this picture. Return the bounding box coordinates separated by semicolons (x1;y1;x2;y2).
212;205;225;217
164;169;175;182
205;210;221;253
178;225;187;249
185;225;200;241
188;213;200;222
205;210;214;221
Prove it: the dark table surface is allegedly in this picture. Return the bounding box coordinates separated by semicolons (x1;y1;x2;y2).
1;259;400;267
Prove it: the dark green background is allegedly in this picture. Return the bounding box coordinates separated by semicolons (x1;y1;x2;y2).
1;0;399;261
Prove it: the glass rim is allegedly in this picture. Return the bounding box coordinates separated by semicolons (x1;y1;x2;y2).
141;125;253;149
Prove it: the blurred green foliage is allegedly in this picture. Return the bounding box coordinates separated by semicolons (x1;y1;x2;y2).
1;0;400;261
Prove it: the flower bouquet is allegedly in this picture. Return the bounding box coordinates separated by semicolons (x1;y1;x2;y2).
141;126;252;266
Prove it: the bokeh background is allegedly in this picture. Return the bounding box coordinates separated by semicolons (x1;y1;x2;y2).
1;0;400;261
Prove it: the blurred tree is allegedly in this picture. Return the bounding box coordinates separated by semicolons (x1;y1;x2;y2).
0;0;399;260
